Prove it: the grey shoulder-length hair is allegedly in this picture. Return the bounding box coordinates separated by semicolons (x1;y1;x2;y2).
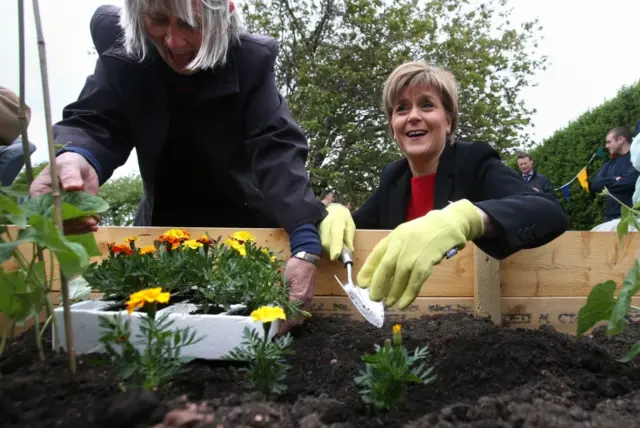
119;0;247;70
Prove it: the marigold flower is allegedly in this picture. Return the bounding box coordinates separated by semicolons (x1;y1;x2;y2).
261;248;276;263
224;238;246;256
139;245;156;255
250;306;286;323
112;244;133;255
231;231;255;243
160;229;190;245
126;287;171;314
197;235;213;245
392;323;402;346
183;239;204;250
124;235;139;243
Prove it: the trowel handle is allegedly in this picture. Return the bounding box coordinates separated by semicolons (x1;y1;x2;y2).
338;247;354;266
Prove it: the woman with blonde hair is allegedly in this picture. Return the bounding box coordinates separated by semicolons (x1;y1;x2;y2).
320;61;568;310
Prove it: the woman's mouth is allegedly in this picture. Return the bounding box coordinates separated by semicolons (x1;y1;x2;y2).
406;130;427;138
168;50;195;69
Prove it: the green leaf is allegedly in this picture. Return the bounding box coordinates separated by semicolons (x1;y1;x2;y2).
21;191;109;221
28;214;90;278
608;260;640;336
0;194;27;228
576;280;617;336
618;343;640;363
67;233;102;257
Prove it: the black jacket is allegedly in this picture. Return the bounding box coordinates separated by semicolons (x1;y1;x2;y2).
53;5;326;233
591;152;639;221
353;141;569;260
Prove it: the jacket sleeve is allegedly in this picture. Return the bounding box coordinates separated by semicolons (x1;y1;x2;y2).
600;160;640;193
590;163;613;193
54;55;134;185
468;144;568;260
242;41;326;233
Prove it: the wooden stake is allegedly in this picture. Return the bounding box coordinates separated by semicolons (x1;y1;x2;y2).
473;245;502;325
17;0;34;186
31;0;76;375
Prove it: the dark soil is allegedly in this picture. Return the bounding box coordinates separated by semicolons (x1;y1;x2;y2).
2;313;640;428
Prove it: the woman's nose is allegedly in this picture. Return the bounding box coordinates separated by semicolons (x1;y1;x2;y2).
164;19;188;50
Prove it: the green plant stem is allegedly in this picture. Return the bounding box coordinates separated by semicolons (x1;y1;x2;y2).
39;314;52;339
0;319;10;358
32;314;44;361
630;305;640;312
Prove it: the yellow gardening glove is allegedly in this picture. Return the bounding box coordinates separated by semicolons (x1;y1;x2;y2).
318;203;356;260
357;199;484;309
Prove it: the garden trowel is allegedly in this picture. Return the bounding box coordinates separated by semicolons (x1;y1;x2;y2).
333;247;385;328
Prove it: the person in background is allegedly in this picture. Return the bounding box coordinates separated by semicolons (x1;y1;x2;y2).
26;1;349;334
318;60;568;309
516;152;554;195
0;86;36;186
630;121;640;207
319;189;334;206
591;126;639;222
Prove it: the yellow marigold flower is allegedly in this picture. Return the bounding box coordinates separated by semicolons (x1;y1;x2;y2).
139;245;156;255
392;323;402;346
224;238;246;256
250;306;286;323
163;229;190;241
126;287;170;314
183;239;204;250
124;235;139;243
261;248;277;263
197;235;213;245
231;231;255;243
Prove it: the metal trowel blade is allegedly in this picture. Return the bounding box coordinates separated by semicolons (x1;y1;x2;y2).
334;275;385;328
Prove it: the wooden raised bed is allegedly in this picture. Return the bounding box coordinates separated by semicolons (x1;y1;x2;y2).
3;227;639;336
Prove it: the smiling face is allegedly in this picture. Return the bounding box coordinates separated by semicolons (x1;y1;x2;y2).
390;84;451;172
143;2;203;74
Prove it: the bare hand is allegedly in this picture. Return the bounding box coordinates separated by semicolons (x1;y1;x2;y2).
29;152;101;234
277;257;318;335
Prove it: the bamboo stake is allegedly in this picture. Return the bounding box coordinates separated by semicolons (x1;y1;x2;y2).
31;0;76;376
17;0;57;356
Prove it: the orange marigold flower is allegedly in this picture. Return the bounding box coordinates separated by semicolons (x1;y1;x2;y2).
139;245;156;255
197;235;213;245
162;229;190;241
112;244;133;255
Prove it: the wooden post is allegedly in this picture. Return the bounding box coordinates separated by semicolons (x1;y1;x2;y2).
473;245;501;325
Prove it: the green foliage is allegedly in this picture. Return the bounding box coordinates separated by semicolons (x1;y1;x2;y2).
577;196;640;363
528;80;640;230
354;326;436;411
98;303;202;391
226;322;293;396
97;174;143;226
0;188;109;358
243;0;546;205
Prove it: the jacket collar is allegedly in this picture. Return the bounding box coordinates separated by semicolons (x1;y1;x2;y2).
102;42;240;103
387;143;457;227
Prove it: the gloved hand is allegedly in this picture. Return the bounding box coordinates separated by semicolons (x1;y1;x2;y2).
318;203;355;260
357;199;484;309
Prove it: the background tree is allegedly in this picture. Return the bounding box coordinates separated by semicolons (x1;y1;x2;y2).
97;174;143;226
242;0;546;205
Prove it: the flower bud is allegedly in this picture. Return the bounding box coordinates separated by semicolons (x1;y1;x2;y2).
392;324;402;346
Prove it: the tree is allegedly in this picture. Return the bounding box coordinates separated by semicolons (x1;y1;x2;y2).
97;174;143;226
242;0;546;205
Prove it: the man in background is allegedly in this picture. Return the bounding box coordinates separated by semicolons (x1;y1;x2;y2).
591;126;639;221
517;152;553;195
0;86;36;186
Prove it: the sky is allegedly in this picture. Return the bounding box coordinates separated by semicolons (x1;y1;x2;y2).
0;0;638;180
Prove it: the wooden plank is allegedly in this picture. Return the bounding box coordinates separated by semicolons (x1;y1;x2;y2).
500;231;640;297
473;247;501;325
308;296;640;336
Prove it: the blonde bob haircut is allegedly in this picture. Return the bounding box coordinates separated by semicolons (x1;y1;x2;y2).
119;0;246;71
382;61;459;144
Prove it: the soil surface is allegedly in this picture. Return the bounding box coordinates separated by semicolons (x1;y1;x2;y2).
2;313;640;428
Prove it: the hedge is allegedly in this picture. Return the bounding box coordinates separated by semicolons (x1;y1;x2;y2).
512;80;640;231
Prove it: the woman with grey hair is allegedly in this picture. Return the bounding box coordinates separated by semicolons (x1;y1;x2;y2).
29;0;333;334
321;60;569;310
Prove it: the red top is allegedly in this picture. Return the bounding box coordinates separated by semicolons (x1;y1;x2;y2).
407;173;436;221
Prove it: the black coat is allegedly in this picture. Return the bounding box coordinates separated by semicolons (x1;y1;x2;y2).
523;171;554;196
53;5;326;233
353;141;569;260
591;152;639;221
